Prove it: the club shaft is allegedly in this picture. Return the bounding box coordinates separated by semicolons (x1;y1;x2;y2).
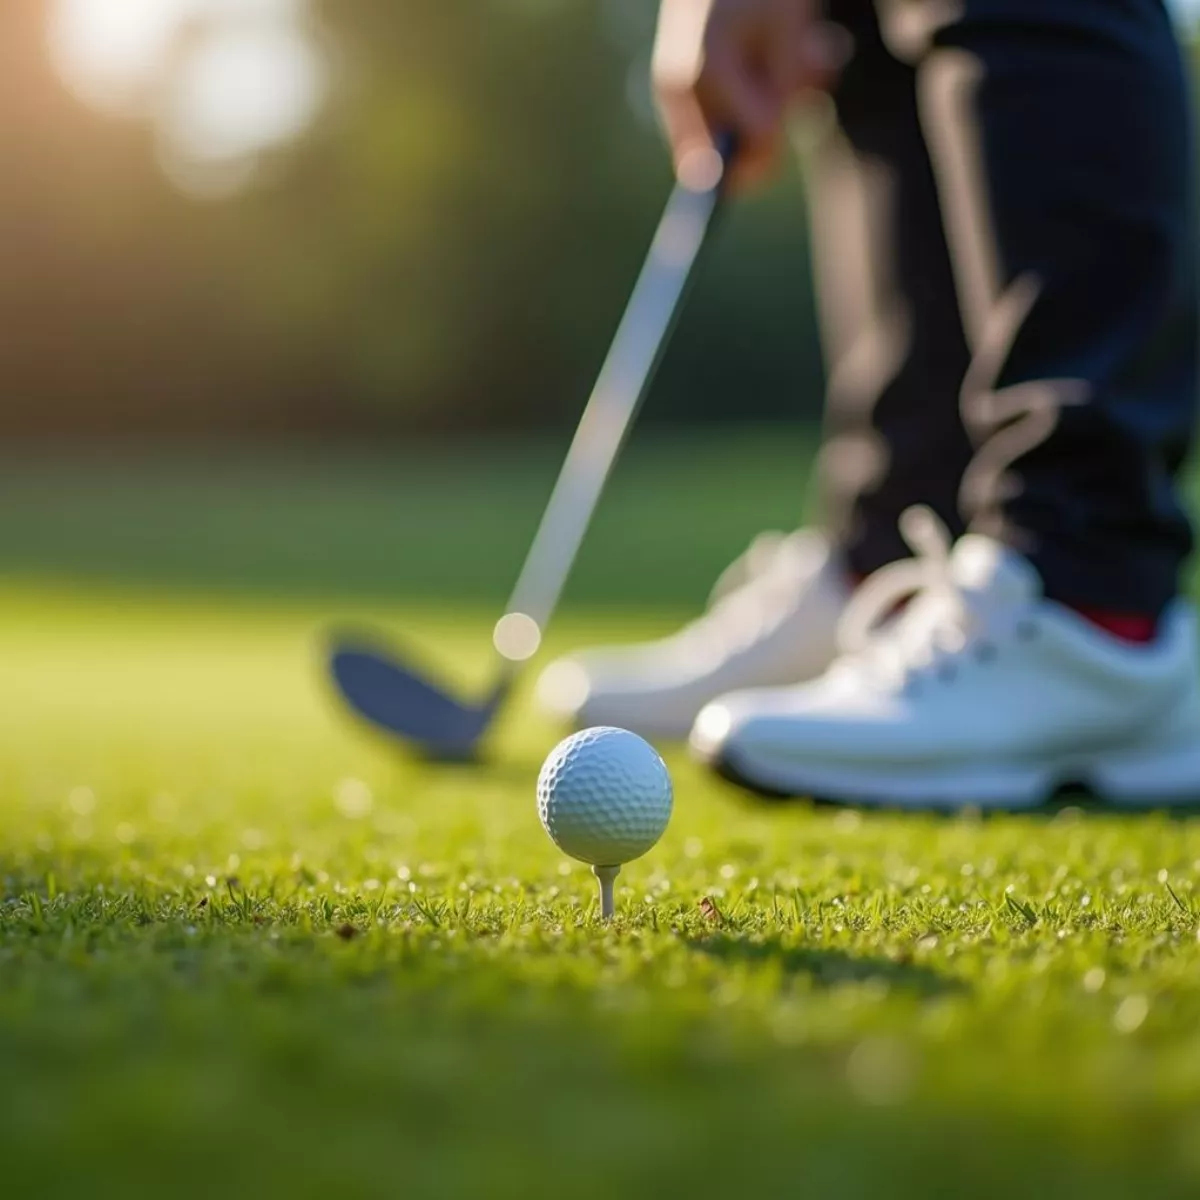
499;180;724;644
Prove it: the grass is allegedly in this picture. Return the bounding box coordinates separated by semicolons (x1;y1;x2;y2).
3;429;1200;1198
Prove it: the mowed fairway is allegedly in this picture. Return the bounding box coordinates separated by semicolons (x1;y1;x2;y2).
3;432;1200;1198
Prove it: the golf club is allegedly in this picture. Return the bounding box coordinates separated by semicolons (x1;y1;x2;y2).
329;138;737;760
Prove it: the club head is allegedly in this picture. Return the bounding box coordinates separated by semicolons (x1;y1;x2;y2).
327;632;510;762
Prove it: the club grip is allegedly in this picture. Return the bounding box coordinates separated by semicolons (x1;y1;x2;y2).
714;130;739;173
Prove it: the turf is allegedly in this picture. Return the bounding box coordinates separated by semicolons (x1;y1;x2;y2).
3;431;1200;1199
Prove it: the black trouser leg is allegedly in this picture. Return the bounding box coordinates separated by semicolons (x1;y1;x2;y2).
813;0;974;577
886;0;1198;613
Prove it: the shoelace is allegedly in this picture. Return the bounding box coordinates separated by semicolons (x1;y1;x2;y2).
676;531;829;659
835;507;978;688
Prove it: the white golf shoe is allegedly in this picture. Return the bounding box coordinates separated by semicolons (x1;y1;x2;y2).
692;508;1200;810
535;530;851;739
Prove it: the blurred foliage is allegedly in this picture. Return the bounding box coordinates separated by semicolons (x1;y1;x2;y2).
0;430;821;605
0;0;822;439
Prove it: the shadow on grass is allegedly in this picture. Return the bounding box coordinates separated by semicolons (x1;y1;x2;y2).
715;777;1200;823
1040;789;1200;821
686;933;963;996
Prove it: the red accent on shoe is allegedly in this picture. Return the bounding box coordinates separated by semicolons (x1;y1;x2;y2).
1070;607;1157;644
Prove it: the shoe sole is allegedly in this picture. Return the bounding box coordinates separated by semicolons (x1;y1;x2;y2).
708;742;1200;812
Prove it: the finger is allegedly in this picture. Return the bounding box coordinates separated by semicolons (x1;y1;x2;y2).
657;46;779;188
655;87;719;180
696;43;780;137
651;0;710;100
652;1;719;175
695;51;784;188
764;0;812;99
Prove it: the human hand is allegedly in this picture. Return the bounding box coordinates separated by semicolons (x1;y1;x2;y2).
652;0;849;190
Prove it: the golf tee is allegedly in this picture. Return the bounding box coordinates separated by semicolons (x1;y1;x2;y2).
594;864;620;920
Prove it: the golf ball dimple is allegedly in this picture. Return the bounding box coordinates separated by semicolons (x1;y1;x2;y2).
537;727;673;867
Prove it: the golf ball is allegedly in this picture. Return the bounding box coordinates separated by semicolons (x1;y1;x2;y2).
537;726;673;867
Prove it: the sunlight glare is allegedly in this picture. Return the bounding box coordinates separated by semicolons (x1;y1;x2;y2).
48;0;199;114
46;0;327;199
161;23;325;164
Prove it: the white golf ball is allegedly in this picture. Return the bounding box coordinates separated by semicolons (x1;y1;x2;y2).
537;726;673;867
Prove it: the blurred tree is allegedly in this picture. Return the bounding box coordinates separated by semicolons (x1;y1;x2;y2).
0;0;821;438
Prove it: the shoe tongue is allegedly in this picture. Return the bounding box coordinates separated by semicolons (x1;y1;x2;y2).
950;535;1042;603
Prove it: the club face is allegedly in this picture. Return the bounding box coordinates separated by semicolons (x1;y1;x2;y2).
328;638;504;762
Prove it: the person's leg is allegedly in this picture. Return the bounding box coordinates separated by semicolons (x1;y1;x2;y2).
815;0;974;576
534;0;981;740
694;0;1200;807
898;0;1198;615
